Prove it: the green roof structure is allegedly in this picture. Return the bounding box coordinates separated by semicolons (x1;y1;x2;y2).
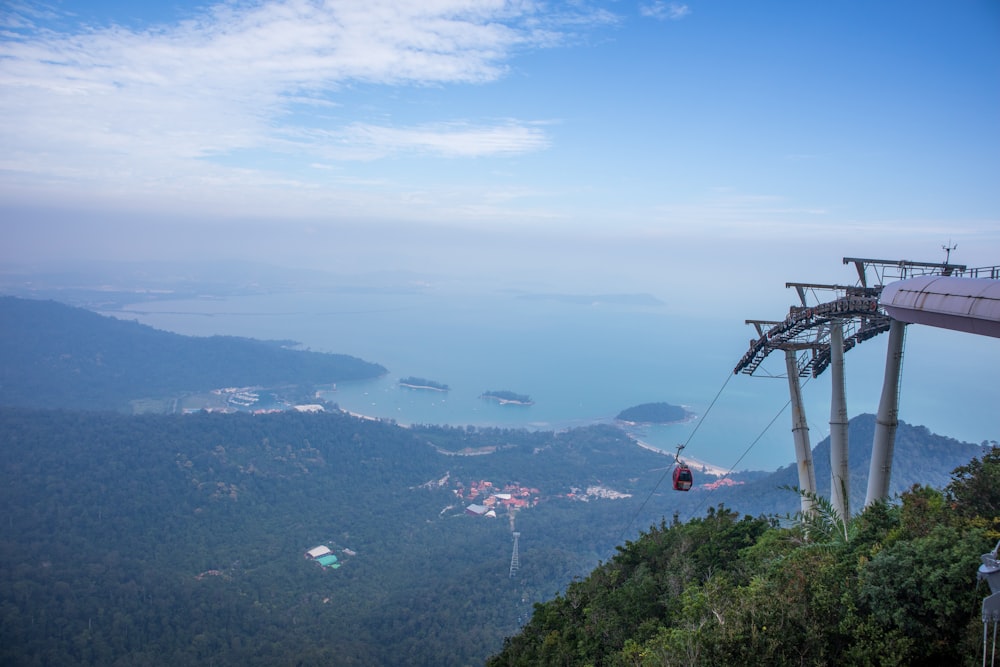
316;554;340;568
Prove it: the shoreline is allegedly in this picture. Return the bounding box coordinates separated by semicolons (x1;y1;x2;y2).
399;382;449;392
615;410;698;428
630;437;729;477
337;405;732;476
480;395;534;406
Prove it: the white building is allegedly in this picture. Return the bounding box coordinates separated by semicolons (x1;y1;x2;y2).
306;545;332;559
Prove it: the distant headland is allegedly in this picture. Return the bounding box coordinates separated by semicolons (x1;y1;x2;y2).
399;377;450;392
615;402;691;425
480;390;533;406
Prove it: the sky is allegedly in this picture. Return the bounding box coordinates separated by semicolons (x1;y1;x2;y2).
1;0;997;295
0;0;997;464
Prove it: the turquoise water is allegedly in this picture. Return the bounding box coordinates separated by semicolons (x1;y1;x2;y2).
106;287;998;471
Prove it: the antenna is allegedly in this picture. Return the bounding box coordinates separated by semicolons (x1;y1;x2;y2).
943;241;957;265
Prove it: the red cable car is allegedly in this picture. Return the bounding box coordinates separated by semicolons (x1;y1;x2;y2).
672;464;693;491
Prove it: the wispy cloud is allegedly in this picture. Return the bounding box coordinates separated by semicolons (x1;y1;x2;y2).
639;2;690;21
322;121;551;159
0;0;609;204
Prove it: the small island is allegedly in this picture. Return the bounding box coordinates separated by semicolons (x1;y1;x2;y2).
399;377;450;392
480;390;534;406
616;402;690;424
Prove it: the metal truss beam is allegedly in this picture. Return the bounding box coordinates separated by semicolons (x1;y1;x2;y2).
843;256;967;288
735;293;890;378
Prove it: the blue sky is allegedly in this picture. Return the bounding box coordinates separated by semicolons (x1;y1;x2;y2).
1;0;998;296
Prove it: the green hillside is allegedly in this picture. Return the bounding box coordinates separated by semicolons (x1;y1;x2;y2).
701;413;988;518
0;296;385;410
488;448;1000;666
0;409;666;666
0;406;989;666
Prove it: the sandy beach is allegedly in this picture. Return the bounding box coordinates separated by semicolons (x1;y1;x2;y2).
630;437;730;477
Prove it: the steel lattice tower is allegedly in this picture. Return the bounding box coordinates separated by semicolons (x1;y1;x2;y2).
509;532;520;578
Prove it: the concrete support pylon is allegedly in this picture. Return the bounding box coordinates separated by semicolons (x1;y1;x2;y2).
865;318;906;507
829;320;850;522
785;349;817;514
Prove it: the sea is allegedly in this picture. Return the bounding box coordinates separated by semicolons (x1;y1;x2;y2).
103;286;998;472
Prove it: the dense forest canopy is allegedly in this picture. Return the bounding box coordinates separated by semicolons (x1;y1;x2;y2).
488;448;1000;667
0;407;990;666
0;408;695;666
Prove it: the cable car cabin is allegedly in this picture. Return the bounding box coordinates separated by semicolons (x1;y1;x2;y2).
672;465;693;491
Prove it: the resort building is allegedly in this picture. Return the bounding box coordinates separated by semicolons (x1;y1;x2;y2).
305;545;341;568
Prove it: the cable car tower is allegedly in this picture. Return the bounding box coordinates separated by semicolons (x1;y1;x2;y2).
735;283;889;517
734;256;966;518
509;532;521;578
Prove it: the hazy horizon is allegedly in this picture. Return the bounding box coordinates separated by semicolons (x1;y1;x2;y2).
4;260;994;474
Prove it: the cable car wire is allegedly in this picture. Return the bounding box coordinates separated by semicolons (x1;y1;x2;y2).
692;375;812;516
618;371;734;542
691;392;796;517
618;368;819;544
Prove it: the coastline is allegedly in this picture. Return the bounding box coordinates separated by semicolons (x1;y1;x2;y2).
342;409;385;423
630;437;729;477
480;394;534;406
337;404;731;476
399;382;449;392
615;408;698;428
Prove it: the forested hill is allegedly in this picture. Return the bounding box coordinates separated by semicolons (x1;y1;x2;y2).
487;447;1000;667
700;413;988;518
0;296;385;410
0;406;989;666
0;408;676;666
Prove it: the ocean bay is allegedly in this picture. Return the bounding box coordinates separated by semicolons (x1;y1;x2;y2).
104;284;997;472
101;290;800;467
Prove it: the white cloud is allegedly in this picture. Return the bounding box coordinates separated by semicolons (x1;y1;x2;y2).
321;120;551;158
639;2;690;21
0;0;607;203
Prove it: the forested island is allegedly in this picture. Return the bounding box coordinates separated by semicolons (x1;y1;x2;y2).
399;376;450;391
616;401;690;424
480;390;533;405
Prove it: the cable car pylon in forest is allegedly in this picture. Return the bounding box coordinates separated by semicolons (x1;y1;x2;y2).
733;254;996;516
672;444;693;492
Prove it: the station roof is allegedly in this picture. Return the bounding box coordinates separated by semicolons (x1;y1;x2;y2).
880;276;1000;338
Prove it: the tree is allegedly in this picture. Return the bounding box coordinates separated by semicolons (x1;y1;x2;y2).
947;446;1000;520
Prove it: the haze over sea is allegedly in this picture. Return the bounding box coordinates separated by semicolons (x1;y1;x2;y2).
105;283;996;472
